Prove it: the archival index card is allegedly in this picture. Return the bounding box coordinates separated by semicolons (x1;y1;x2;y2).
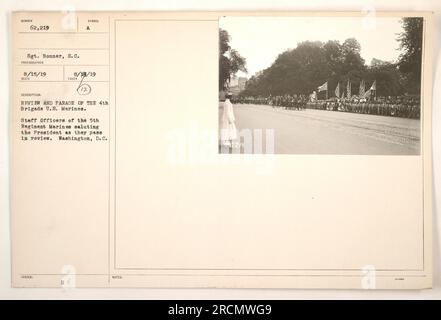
11;11;433;289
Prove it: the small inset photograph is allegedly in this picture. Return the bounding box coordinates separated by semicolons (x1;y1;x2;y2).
218;16;423;155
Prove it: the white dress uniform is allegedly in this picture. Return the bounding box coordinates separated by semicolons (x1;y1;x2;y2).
219;98;237;146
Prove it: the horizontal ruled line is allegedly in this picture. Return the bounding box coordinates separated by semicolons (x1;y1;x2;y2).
18;32;109;34
115;19;218;22
18;273;428;278
115;266;425;271
18;80;110;83
17;64;110;67
18;48;109;50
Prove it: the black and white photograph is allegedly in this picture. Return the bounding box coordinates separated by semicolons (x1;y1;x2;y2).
219;16;424;155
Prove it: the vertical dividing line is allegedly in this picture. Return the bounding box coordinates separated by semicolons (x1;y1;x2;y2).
108;15;111;284
113;19;117;271
421;16;426;271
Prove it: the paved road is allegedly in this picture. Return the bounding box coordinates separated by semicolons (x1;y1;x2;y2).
227;103;420;155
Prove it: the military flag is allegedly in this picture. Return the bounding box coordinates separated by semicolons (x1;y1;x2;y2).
369;80;377;100
359;79;365;97
317;81;328;100
347;79;351;99
318;82;327;92
334;83;340;98
361;80;377;99
363;89;371;99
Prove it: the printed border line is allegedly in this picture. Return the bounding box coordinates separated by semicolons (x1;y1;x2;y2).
421;15;427;272
112;16;426;274
108;15;111;284
20;273;427;278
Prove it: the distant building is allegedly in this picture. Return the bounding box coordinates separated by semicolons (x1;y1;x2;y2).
238;77;247;90
228;76;247;95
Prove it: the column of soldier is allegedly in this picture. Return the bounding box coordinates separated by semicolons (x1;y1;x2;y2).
232;95;420;119
232;94;309;110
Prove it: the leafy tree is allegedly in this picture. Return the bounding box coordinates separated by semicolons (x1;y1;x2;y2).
242;41;331;96
323;40;344;76
241;36;410;98
219;29;247;90
242;38;366;97
341;38;365;75
397;17;423;94
366;60;403;96
342;38;362;55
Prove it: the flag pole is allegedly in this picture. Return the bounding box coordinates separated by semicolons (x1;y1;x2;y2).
374;80;377;100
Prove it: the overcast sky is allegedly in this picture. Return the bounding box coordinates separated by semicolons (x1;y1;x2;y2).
220;16;405;78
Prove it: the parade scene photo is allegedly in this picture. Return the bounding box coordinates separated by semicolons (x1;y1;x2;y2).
218;16;423;155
